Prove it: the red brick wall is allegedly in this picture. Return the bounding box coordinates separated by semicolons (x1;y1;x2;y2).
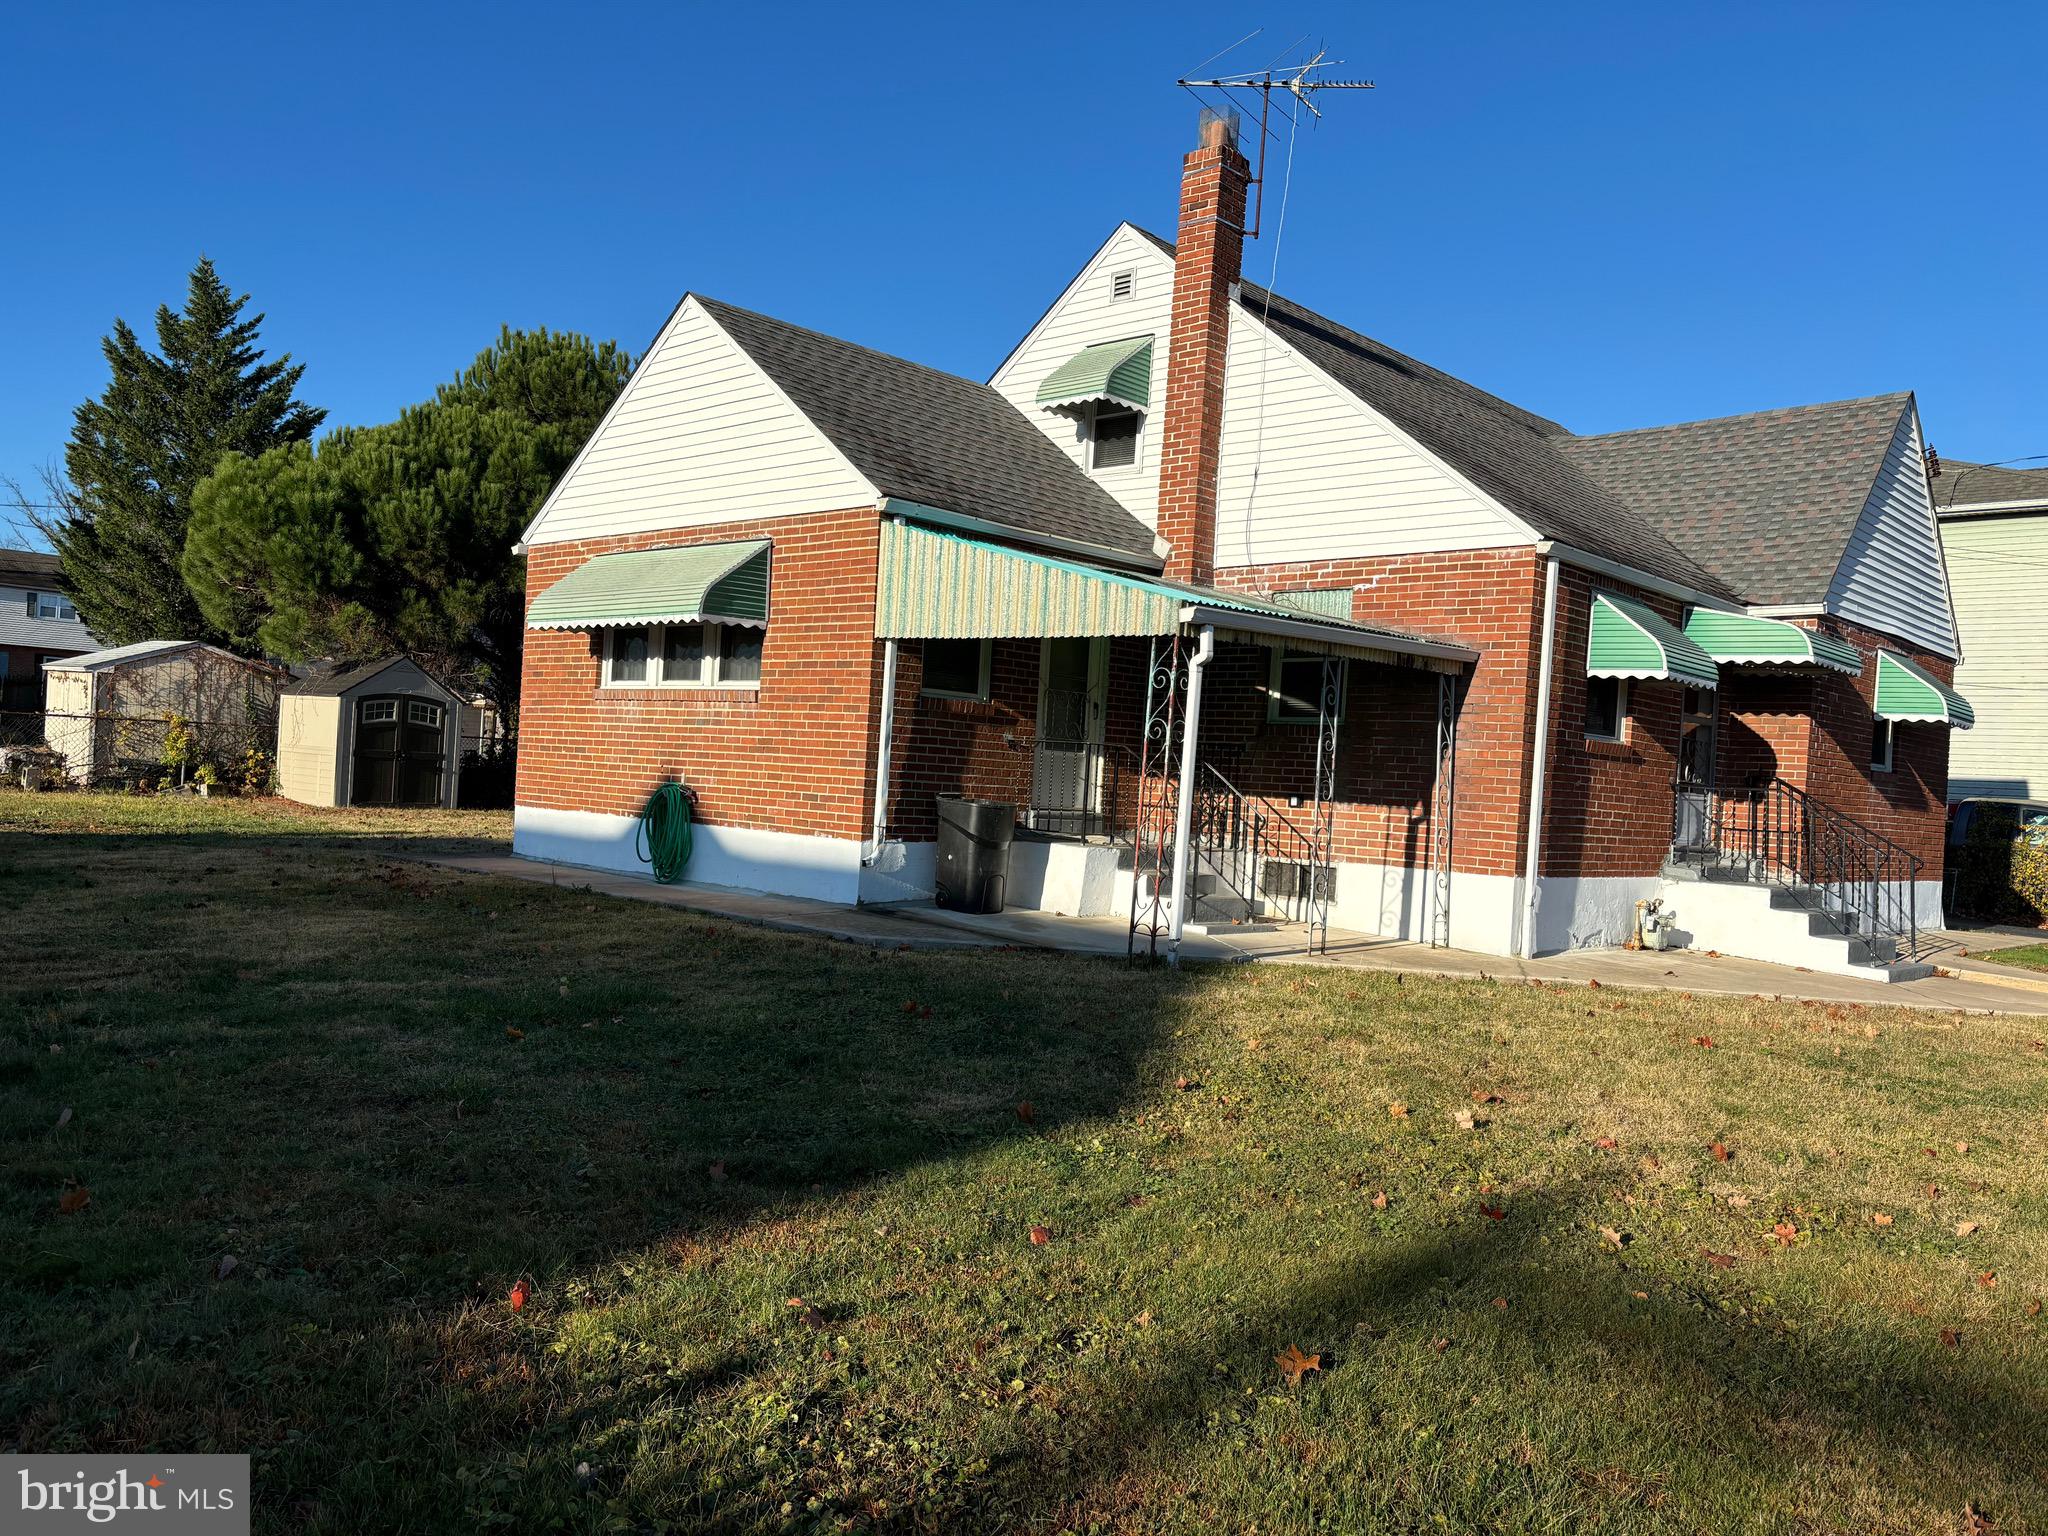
1157;116;1249;585
516;507;882;841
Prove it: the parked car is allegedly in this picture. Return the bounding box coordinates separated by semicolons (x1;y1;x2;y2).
1945;797;2048;922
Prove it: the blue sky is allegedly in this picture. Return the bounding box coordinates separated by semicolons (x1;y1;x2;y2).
4;1;2042;540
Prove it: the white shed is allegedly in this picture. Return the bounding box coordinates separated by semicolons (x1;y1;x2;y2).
44;640;285;787
278;657;463;808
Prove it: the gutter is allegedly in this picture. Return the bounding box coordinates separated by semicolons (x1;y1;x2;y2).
1518;557;1561;960
879;498;1164;574
1533;540;1738;614
1178;604;1480;667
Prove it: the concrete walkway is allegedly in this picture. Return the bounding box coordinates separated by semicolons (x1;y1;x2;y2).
414;850;2048;1016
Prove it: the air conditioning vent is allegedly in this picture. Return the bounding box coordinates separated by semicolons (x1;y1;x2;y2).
1109;269;1134;301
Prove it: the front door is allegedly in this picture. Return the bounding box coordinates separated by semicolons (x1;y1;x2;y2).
352;696;447;807
1672;686;1718;852
1031;637;1108;834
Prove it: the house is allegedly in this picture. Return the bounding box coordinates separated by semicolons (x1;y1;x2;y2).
512;112;1969;976
277;656;464;808
44;641;285;787
1932;458;2048;802
0;548;100;726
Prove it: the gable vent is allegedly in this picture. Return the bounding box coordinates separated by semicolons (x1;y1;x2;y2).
1109;269;1134;301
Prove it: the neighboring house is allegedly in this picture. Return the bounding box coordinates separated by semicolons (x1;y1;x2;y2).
0;547;100;722
277;656;463;809
44;641;285;786
1931;459;2048;802
511;113;1969;976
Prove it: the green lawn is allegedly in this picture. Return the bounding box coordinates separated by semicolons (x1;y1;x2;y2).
1981;942;2048;974
4;791;2046;1534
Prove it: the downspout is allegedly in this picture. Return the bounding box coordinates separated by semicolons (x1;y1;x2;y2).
863;515;906;867
1518;557;1562;959
1165;624;1216;966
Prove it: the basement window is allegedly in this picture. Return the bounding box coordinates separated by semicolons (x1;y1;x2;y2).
1870;719;1894;773
1088;406;1142;471
1585;676;1626;742
921;638;991;701
604;623;763;688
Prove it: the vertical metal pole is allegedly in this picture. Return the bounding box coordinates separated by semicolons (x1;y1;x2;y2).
1518;558;1562;959
1166;626;1215;966
864;638;899;865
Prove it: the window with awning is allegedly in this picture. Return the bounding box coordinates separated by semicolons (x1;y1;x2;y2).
1681;610;1863;675
526;539;771;631
1874;651;1974;728
1586;593;1719;689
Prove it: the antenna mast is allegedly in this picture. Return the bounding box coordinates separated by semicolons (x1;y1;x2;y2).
1177;48;1374;239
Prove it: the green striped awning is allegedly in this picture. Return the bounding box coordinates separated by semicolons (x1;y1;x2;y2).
1587;593;1719;689
1874;651;1974;728
1682;610;1864;675
1036;336;1153;414
526;539;770;630
873;522;1469;671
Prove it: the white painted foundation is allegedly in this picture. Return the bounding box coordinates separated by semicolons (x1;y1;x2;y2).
1528;874;1667;954
513;805;866;905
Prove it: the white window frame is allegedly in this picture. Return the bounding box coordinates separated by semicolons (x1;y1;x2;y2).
601;622;765;690
1870;717;1894;773
1085;403;1144;474
32;591;77;622
359;698;398;723
1265;651;1348;726
405;699;444;728
1585;676;1628;743
920;637;993;702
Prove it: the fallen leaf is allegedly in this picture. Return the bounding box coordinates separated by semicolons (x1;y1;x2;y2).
1966;1501;1998;1535
1593;1136;1618;1150
1480;1204;1507;1222
216;1254;238;1280
1710;1141;1731;1162
508;1280;531;1312
1927;1184;1944;1200
54;1106;71;1130
1174;1076;1199;1092
505;1026;524;1041
1387;1102;1409;1119
1691;1035;1716;1049
1955;1141;1971;1155
1772;1222;1798;1247
1599;1226;1625;1249
2027;1299;2042;1318
1702;1250;1736;1268
1371;1190;1388;1210
57;1187;90;1215
1274;1344;1322;1386
1956;1221;1980;1238
1028;1225;1051;1246
1871;1212;1894;1227
1941;1326;1962;1349
1016;1101;1035;1124
1432;1336;1452;1353
1452;1108;1478;1131
1587;978;1602;990
1493;1297;1508;1309
1245;1037;1262;1052
1471;1090;1503;1104
1977;1272;1997;1289
1133;1310;1152;1328
1727;1194;1750;1208
708;1160;728;1183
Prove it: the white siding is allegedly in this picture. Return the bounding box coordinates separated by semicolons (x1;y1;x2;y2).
1213;306;1529;567
1825;405;1959;658
523;297;876;548
988;226;1178;532
1941;509;2048;801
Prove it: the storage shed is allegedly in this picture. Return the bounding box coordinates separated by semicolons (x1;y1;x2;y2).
278;657;463;808
44;640;285;787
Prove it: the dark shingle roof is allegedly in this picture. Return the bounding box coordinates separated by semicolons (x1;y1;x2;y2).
1129;228;1733;599
0;547;63;588
1931;458;2048;510
1557;394;1912;607
283;656;446;697
698;296;1160;566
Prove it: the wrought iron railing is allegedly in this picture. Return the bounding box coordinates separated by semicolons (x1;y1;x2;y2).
1675;777;1925;959
1192;762;1332;943
1017;738;1137;841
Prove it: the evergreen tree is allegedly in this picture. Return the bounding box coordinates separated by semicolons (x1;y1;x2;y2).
187;327;629;732
51;258;323;646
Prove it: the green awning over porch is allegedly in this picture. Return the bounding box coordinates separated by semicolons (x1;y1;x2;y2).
1586;593;1720;689
1035;336;1153;414
1874;651;1974;728
1682;610;1863;675
874;521;1473;671
526;539;771;630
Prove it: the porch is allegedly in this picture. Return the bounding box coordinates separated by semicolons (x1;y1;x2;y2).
864;522;1478;963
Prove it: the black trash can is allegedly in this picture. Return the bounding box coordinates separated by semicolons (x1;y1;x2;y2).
934;795;1016;913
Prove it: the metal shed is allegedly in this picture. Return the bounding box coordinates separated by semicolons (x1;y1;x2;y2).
278;657;463;808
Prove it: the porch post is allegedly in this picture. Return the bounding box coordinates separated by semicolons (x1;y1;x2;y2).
1166;624;1216;965
863;637;900;864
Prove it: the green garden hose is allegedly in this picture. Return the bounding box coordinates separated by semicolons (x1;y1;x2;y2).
636;782;694;883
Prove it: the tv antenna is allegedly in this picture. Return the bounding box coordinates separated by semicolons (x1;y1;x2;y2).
1178;45;1374;239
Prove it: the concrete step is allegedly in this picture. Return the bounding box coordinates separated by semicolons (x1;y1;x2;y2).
1655;873;1930;983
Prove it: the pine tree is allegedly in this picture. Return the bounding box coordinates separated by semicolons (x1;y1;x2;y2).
52;258;323;646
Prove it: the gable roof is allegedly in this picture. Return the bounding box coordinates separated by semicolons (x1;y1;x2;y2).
1931;458;2048;511
697;297;1161;567
1127;228;1734;601
283;656;458;698
0;547;62;589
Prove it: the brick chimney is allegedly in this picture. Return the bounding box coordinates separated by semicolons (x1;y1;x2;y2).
1158;108;1250;586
